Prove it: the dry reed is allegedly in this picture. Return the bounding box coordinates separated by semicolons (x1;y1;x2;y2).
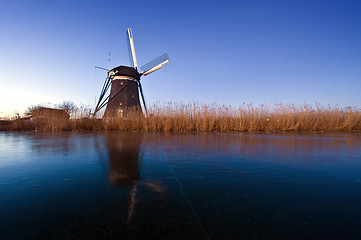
141;103;361;132
1;103;360;132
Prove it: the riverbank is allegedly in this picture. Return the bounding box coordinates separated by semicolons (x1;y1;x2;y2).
1;103;360;132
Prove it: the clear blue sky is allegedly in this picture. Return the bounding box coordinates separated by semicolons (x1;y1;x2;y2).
0;0;360;116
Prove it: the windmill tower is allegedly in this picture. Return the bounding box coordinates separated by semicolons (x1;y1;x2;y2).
94;28;170;118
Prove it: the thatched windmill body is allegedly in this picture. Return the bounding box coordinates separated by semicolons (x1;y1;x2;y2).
94;28;170;117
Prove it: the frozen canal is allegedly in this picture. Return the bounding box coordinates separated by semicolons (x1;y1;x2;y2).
0;132;361;239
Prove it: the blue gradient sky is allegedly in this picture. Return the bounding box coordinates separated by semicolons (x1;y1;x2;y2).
0;0;360;116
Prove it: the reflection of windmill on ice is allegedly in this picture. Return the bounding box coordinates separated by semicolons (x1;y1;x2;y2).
105;134;166;225
93;28;170;117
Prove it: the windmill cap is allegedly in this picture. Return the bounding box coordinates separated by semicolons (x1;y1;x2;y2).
110;65;141;80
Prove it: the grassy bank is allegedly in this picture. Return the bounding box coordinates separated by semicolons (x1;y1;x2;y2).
1;103;360;132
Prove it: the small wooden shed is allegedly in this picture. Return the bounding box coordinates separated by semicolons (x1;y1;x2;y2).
30;107;70;120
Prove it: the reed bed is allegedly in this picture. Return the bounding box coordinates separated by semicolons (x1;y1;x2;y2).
2;103;360;132
141;103;361;132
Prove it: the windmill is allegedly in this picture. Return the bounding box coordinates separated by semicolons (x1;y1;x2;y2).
94;28;170;118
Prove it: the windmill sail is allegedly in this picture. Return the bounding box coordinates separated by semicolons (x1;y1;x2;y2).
141;53;170;76
127;28;138;68
138;81;148;114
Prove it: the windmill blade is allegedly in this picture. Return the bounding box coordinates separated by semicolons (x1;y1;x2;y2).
140;53;169;72
138;81;148;115
141;53;170;76
127;28;138;69
94;76;112;115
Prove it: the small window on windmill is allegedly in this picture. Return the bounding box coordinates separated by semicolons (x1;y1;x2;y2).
119;102;123;106
121;81;123;85
131;94;135;99
118;109;123;118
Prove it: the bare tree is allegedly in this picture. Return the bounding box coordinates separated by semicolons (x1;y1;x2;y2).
57;101;78;115
25;104;43;117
